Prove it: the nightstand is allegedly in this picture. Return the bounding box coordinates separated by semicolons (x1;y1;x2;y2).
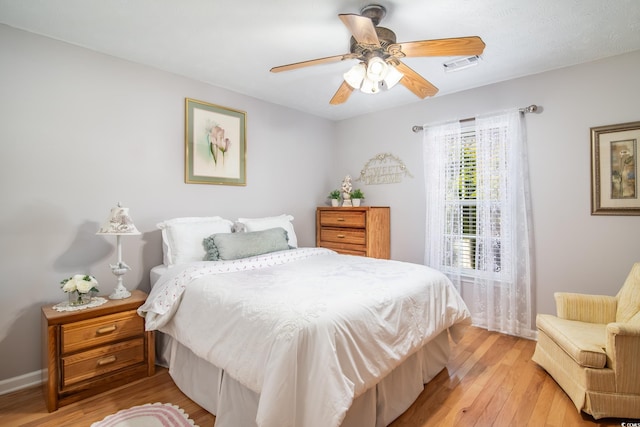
316;206;390;259
41;289;154;412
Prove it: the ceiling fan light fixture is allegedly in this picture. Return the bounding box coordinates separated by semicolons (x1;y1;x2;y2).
344;63;366;89
360;76;380;94
365;56;388;82
383;65;403;89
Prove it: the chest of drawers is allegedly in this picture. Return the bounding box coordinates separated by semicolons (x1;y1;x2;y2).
41;290;154;411
316;206;390;258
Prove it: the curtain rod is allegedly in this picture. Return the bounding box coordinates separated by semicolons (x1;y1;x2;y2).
411;104;539;133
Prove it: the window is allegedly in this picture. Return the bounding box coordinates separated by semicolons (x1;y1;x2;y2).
441;125;504;276
444;127;477;271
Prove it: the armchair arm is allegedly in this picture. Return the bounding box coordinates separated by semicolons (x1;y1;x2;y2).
606;322;640;393
554;292;617;323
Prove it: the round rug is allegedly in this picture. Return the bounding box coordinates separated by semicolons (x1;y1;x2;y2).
90;402;198;427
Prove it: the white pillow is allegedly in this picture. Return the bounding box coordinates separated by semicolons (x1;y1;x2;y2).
236;214;298;248
157;217;234;266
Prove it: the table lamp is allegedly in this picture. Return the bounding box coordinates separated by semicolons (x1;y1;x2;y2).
96;202;140;299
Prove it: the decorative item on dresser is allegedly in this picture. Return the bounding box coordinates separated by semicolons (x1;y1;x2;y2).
59;274;101;307
341;174;354;207
328;189;341;207
316;206;390;258
41;290;155;412
350;188;365;207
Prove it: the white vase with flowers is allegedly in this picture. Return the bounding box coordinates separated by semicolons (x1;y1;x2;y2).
61;274;99;306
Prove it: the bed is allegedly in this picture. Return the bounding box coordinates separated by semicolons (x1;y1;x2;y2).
138;215;471;427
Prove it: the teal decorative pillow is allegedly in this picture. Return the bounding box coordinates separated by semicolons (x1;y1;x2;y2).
203;227;291;261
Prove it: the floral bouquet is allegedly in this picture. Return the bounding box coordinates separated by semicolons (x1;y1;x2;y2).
60;274;99;306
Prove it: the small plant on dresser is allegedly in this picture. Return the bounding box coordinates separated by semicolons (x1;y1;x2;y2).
328;189;341;207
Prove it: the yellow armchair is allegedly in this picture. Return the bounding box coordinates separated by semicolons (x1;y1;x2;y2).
532;263;640;419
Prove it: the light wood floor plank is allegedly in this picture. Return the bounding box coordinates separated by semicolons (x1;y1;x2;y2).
528;372;557;426
547;385;571;427
1;326;637;426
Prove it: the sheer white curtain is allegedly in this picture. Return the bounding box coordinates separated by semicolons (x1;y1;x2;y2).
422;110;534;338
423;120;462;274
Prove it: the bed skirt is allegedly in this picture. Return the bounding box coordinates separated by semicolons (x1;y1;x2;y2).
157;330;451;427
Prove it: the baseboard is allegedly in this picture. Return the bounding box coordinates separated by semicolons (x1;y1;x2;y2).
470;322;538;341
0;369;42;395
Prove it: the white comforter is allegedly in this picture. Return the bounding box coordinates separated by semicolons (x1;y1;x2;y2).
139;248;470;427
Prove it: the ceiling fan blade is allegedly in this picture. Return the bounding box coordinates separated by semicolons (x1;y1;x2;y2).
270;54;352;73
339;14;380;46
394;62;438;99
330;81;354;105
398;36;485;57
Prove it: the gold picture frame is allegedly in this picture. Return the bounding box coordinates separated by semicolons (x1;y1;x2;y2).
185;98;246;185
591;121;640;215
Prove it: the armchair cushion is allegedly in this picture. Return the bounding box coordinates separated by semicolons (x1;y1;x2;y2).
554;292;617;323
536;314;607;369
616;262;640;323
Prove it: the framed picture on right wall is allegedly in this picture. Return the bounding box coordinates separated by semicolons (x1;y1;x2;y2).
591;120;640;215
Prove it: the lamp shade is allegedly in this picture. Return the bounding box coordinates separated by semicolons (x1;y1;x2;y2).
96;203;140;235
343;63;366;89
383;65;403;89
366;57;388;82
360;77;380;94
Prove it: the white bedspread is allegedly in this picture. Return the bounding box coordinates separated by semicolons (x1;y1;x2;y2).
138;248;470;427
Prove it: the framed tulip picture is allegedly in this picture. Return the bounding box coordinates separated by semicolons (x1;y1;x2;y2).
591;120;640;215
185;98;247;185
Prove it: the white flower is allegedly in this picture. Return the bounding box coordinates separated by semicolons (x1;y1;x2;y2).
76;279;94;293
61;274;99;294
62;280;77;293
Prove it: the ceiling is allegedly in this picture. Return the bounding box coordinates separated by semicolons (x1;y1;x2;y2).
1;0;640;121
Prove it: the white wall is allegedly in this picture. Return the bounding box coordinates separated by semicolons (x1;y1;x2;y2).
333;50;640;320
0;25;336;381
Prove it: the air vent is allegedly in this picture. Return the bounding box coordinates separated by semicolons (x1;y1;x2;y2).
443;55;481;72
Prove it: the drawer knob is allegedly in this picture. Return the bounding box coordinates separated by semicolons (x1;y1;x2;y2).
97;355;117;366
337;234;345;238
337;218;345;221
96;325;117;334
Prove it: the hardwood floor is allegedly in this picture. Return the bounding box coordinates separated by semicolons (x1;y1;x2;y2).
389;327;634;427
1;327;636;426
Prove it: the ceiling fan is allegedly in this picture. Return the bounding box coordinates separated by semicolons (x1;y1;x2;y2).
270;4;486;105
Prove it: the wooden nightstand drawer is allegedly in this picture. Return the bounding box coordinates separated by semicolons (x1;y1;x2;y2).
61;338;145;388
319;227;366;245
61;310;143;354
319;210;366;228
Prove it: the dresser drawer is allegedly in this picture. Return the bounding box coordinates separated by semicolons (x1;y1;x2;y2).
320;242;367;256
61;310;144;354
61;337;145;388
319;210;366;228
320;227;366;245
